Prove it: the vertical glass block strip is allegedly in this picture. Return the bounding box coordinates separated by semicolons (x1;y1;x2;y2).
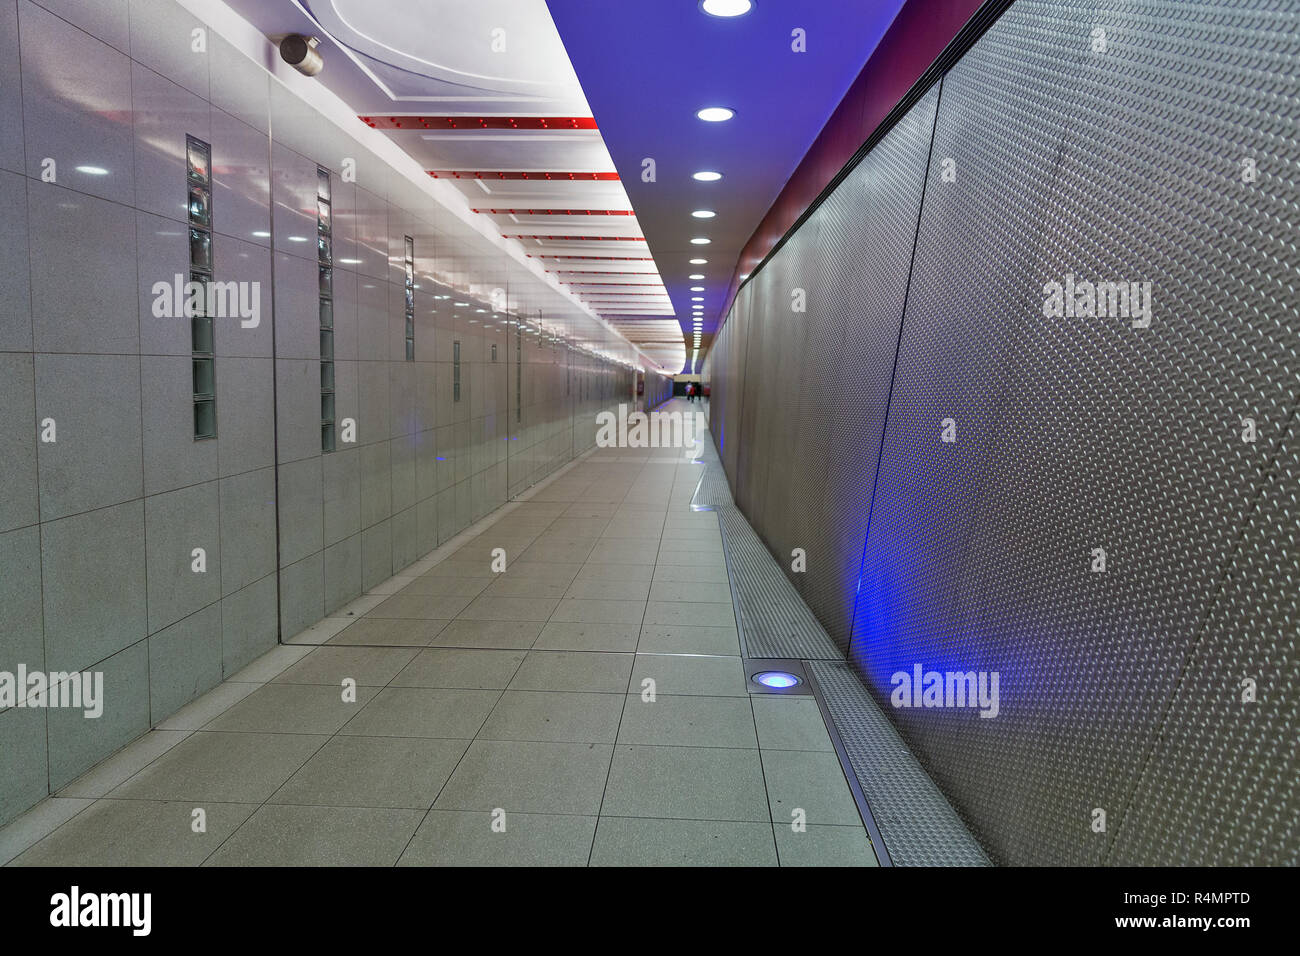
403;235;414;361
318;166;335;451
453;339;461;403
187;134;216;439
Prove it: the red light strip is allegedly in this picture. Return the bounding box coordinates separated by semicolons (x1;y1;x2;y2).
528;255;654;261
428;171;620;181
471;209;635;216
506;235;646;242
360;116;597;130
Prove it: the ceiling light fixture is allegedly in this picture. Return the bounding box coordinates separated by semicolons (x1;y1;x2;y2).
691;210;716;219
690;258;708;265
690;238;711;245
689;274;705;280
690;286;705;292
701;0;754;17
695;107;734;123
692;170;723;182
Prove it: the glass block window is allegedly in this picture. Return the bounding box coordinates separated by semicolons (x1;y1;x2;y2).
187;134;215;439
318;166;335;452
403;235;414;361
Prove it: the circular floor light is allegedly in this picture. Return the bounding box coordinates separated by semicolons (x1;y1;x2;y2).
753;671;801;689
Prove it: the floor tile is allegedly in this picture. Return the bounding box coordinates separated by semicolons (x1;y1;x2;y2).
434;740;613;814
590;817;776;867
391;648;525;689
327;618;451;646
638;624;740;655
507;650;634;693
616;695;758;748
644;601;735;628
430;619;543;649
268;735;469;809
761;750;862;826
202;682;379;735
271;646;419;686
601;745;768;822
752;697;835;752
457;594;559;622
398;810;597;867
365;593;474;620
479;691;623;743
551;598;646;625
775;824;878;866
10;799;257;866
204;805;424;866
533;621;640;652
630;654;748;697
339;686;500;739
111;731;327;803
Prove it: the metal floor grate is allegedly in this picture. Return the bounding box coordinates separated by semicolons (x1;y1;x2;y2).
809;660;992;866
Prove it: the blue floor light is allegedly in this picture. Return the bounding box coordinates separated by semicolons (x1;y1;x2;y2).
752;670;801;689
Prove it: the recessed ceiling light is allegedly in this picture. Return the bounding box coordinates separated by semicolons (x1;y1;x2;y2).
691;210;716;219
690;258;708;265
690;286;704;292
689;274;705;280
691;296;704;301
288;235;309;242
690;237;711;245
692;170;723;182
701;0;753;16
75;165;109;175
252;230;271;238
695;107;734;123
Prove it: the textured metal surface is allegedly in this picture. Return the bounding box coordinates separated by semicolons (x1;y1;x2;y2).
1109;411;1299;865
691;434;840;659
809;660;991;866
710;0;1300;866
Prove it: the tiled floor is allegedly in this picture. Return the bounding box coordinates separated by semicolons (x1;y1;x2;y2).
0;402;877;867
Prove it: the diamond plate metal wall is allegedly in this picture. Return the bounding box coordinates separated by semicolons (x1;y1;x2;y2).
710;0;1299;865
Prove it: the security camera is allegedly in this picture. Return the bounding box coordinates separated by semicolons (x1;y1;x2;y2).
280;34;323;76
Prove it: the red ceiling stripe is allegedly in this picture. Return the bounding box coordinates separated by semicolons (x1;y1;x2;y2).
506;235;646;241
428;171;620;181
361;116;597;130
528;255;654;261
471;209;635;216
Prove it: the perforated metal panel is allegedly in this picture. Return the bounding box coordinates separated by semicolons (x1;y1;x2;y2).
709;0;1299;866
852;0;1300;865
809;660;992;866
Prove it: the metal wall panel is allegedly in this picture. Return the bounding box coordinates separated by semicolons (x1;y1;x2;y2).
709;0;1299;865
853;0;1300;865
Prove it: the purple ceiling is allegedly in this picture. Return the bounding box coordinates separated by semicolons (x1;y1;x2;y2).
546;0;907;370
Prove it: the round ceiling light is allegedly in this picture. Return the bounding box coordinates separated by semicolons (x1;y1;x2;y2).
692;170;723;182
691;209;716;219
689;274;705;280
689;258;708;265
752;671;801;689
701;0;753;16
690;237;711;245
690;286;705;292
695;107;735;123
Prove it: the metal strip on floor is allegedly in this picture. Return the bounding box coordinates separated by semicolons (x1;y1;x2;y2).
807;660;992;866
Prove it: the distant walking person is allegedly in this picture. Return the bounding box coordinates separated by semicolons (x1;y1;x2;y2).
685;382;694;403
